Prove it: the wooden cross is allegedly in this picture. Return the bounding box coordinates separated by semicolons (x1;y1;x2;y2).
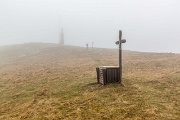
115;30;126;84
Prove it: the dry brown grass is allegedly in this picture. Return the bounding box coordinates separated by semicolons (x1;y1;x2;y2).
0;43;179;119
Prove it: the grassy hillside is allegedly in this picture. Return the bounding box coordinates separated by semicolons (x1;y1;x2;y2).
0;43;179;119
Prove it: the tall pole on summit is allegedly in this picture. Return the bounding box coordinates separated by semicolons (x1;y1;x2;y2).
58;15;64;46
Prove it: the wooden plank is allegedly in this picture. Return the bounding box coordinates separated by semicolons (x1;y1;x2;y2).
102;68;106;85
96;68;100;83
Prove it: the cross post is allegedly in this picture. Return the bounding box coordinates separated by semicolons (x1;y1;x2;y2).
115;30;126;84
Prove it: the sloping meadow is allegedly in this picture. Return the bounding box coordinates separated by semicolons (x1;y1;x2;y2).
0;43;179;119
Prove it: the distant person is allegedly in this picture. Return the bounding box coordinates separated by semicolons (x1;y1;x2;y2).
86;44;88;50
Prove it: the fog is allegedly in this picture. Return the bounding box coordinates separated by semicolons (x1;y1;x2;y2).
0;0;180;53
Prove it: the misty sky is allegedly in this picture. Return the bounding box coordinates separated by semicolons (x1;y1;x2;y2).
0;0;180;53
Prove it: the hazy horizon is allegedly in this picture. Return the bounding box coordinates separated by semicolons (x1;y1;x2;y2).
0;0;180;53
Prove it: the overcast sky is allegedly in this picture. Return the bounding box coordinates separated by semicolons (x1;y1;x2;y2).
0;0;180;53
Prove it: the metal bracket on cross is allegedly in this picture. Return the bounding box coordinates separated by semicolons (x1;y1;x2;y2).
115;39;126;45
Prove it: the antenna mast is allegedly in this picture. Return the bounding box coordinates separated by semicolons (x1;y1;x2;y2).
59;16;64;46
